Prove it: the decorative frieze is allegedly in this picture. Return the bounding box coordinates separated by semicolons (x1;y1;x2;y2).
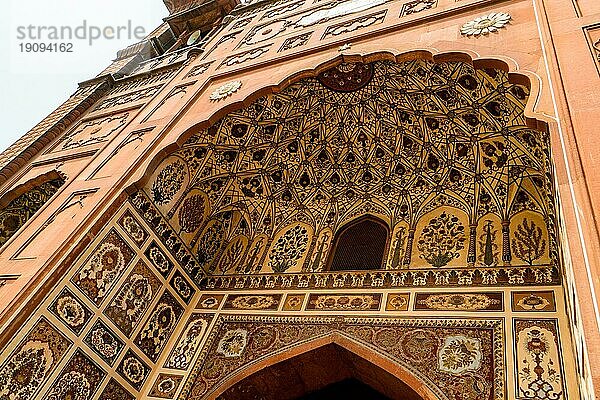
203;266;558;291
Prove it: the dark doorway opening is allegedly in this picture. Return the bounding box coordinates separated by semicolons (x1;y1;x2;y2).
297;378;391;400
217;343;425;400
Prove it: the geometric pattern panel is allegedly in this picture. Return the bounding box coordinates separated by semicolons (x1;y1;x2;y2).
104;259;162;338
134;290;184;362
42;349;106;399
48;287;93;335
144;58;558;280
83;320;126;366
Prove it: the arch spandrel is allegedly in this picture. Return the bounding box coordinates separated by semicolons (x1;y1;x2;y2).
182;315;504;400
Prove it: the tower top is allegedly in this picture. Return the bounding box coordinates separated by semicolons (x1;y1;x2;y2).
162;0;203;14
162;0;237;14
162;0;239;35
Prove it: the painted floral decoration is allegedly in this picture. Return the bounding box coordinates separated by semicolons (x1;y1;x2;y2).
460;12;511;36
217;329;248;357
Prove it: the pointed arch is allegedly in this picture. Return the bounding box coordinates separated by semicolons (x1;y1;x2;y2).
206;332;442;400
0;171;65;248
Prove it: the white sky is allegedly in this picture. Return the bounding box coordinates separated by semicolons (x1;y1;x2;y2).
0;0;168;153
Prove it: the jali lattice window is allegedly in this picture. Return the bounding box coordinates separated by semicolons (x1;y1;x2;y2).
329;217;389;271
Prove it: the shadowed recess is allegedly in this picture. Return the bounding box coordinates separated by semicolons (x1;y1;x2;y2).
329;216;389;271
217;343;425;400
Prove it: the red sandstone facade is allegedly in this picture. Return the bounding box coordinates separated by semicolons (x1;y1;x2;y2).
0;0;598;399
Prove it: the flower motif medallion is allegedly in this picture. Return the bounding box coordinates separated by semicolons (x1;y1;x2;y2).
461;12;511;36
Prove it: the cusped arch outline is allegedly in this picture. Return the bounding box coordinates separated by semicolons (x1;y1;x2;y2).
201;331;444;400
0;170;66;208
128;48;551;193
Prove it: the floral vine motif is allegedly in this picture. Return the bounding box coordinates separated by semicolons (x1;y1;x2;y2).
217;329;248;358
104;261;160;338
312;294;378;310
268;225;309;273
198;222;226;273
121;215;146;244
512;218;546;265
210;81;242;101
478;220;499;266
136;291;183;362
45;351;105;400
438;335;483;374
150;374;183;398
74;232;134;305
165;316;210;370
55;296;86;329
0;319;71;400
171;272;194;303
387;294;408;310
420;293;499;311
152;160;186;205
231;295;276;309
418;212;466;268
98;379;134;400
389;226;407;269
0;347;49;399
118;352;148;391
460;12;511;36
187;317;502;400
516;294;550;311
86;323;124;365
399;329;439;363
178;194;205;233
519;329;562;400
218;237;246;274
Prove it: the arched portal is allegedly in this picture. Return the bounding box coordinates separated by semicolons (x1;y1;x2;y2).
206;332;442;400
216;343;426;400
